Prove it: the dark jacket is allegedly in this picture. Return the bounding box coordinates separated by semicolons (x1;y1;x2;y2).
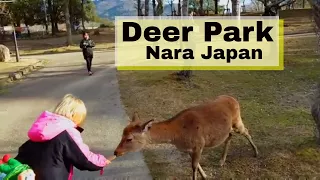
80;39;95;58
15;111;107;180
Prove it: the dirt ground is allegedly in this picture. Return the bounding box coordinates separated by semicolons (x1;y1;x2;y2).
117;35;320;179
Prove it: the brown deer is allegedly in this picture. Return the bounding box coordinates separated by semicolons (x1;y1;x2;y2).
114;95;259;180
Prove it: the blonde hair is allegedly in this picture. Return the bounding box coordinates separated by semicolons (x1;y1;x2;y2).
53;94;87;126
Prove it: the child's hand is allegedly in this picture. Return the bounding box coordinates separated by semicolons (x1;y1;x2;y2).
104;159;111;166
105;155;116;166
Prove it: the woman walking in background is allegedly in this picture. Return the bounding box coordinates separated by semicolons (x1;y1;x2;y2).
80;32;95;76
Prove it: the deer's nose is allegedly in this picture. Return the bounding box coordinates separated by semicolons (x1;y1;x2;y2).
114;150;124;157
114;151;118;156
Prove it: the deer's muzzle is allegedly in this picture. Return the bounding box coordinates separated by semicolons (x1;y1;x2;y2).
114;150;125;157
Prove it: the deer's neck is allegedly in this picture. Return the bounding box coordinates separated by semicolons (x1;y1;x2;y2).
147;120;178;144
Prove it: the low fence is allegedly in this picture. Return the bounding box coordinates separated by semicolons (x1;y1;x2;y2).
0;22;101;42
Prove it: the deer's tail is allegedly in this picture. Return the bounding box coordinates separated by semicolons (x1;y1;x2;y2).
231;98;247;134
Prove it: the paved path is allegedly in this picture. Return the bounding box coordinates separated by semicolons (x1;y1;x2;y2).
0;51;152;180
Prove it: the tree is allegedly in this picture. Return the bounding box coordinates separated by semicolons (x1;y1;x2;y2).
231;0;240;16
202;0;216;14
261;0;296;16
47;0;64;35
0;2;10;40
0;2;9;16
136;0;143;15
167;0;175;15
215;0;219;14
7;0;44;36
175;0;193;81
155;0;164;15
178;0;181;15
0;2;10;26
65;0;72;45
145;0;150;15
247;0;264;11
153;0;156;15
199;0;204;15
81;0;85;30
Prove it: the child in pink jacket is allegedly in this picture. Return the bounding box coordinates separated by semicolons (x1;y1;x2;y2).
15;94;111;180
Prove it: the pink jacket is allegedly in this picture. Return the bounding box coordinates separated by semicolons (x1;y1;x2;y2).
27;111;107;179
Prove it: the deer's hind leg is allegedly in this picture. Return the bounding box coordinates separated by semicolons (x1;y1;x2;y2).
219;133;232;166
233;119;259;157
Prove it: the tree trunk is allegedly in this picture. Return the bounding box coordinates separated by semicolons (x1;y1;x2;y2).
170;0;173;15
152;0;156;15
54;22;59;32
137;0;141;16
215;0;218;14
231;0;240;16
69;1;75;32
156;0;163;15
42;0;48;35
199;0;204;15
178;0;181;15
182;0;188;16
81;0;85;30
26;24;31;37
177;0;193;80
65;0;72;45
145;0;149;16
48;0;56;35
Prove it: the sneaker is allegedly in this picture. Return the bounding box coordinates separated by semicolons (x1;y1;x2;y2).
88;71;93;76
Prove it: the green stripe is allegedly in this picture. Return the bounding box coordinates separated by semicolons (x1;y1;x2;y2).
4;164;31;180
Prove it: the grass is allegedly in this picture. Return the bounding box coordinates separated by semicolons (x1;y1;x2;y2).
0;59;40;78
117;35;320;178
0;58;45;94
280;9;314;35
242;9;314;35
0;82;8;95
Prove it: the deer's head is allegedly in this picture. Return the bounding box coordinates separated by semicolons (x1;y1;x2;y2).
114;112;154;157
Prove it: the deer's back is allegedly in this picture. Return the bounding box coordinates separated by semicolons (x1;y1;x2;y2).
171;95;240;149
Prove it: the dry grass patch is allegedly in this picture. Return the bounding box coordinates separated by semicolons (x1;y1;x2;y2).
0;59;40;77
242;9;314;35
117;36;320;179
280;9;314;35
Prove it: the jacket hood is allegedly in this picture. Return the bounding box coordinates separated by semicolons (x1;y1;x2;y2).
28;111;77;142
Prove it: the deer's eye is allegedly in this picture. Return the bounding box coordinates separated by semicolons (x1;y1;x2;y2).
126;138;133;142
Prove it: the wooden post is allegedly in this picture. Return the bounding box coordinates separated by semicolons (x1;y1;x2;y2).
12;26;19;62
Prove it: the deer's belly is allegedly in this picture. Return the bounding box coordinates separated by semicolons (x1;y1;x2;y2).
204;127;232;147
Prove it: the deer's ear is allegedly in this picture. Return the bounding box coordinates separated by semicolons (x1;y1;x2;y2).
132;111;140;122
141;119;154;133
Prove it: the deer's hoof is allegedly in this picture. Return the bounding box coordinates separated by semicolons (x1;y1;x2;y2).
254;151;259;158
219;160;226;167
